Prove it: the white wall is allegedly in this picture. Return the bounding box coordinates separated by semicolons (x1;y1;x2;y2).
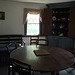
0;1;46;35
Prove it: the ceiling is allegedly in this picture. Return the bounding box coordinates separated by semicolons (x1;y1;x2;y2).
1;0;75;4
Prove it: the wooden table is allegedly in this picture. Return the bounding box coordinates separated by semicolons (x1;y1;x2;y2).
10;45;74;75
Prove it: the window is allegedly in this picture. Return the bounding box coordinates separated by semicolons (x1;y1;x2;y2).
24;8;43;36
26;13;40;35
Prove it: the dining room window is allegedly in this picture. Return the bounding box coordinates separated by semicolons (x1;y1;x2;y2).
26;13;40;35
24;8;43;36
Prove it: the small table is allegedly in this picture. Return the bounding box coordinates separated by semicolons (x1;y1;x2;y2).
10;45;74;75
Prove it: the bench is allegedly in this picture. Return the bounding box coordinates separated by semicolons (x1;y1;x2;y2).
0;35;25;63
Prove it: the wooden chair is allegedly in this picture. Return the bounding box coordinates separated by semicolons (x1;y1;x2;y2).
30;36;39;45
0;35;25;63
7;42;19;75
7;42;18;53
8;42;26;75
36;39;49;46
10;59;31;75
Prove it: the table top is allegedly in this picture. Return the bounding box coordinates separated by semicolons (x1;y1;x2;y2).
10;45;74;72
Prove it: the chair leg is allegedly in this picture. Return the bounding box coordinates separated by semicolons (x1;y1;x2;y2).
56;72;59;75
8;59;10;75
8;65;10;75
12;70;15;75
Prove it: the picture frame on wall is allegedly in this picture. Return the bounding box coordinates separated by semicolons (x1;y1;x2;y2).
0;12;5;20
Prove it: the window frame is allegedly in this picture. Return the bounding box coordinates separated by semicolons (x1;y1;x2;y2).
26;13;40;36
24;22;42;37
24;9;43;36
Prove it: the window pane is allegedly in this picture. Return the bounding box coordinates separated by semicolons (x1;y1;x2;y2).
26;23;39;35
27;13;39;23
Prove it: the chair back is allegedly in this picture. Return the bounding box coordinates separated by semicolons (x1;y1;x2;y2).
30;36;39;45
36;39;49;46
10;59;31;75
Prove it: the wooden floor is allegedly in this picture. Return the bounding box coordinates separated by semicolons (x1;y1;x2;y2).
0;63;8;75
0;63;75;75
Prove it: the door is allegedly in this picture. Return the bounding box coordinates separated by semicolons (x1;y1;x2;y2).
43;8;52;35
68;6;75;38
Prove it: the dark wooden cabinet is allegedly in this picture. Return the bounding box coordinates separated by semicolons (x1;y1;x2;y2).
43;6;75;37
68;6;75;38
52;8;69;37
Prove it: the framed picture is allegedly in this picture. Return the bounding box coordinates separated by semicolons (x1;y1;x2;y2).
0;12;5;20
